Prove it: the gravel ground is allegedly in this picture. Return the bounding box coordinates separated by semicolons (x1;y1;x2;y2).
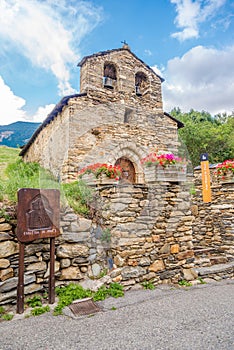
0;279;234;350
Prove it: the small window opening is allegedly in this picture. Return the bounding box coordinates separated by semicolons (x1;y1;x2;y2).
135;72;148;96
124;108;133;123
103;63;117;89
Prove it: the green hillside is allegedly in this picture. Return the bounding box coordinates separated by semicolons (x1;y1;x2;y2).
0;146;20;179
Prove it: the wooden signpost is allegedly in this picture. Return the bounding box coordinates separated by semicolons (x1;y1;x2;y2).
200;153;212;203
16;188;60;314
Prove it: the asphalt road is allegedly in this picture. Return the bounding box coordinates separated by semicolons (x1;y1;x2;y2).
0;280;234;350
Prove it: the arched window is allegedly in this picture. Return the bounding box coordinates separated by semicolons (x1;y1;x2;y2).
115;157;136;183
103;63;117;89
135;72;148;96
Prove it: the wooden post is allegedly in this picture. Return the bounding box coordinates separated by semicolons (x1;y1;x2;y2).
49;237;55;304
16;189;60;310
17;242;25;314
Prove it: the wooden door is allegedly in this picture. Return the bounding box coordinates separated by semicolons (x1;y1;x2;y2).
115;157;136;183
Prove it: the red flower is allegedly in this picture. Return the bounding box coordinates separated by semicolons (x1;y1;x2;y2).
216;159;234;177
78;163;122;179
141;151;185;168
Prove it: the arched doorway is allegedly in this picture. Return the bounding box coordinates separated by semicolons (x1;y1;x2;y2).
115;157;136;183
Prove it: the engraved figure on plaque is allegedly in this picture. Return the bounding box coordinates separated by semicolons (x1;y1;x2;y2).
26;194;53;230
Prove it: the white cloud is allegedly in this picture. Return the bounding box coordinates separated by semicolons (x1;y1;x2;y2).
151;65;165;79
0;0;103;95
171;0;226;41
0;76;27;125
0;76;55;125
30;104;56;123
144;49;152;56
162;45;234;115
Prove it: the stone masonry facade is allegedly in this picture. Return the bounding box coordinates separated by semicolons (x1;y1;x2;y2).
20;46;182;182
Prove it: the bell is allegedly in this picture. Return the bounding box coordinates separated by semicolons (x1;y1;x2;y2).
103;77;114;89
135;85;142;96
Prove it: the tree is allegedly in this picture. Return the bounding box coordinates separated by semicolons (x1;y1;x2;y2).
171;108;234;167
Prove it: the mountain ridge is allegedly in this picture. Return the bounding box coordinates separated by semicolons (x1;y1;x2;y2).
0;121;41;148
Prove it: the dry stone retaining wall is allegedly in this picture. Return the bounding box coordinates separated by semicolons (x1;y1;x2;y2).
192;181;234;277
0;181;233;305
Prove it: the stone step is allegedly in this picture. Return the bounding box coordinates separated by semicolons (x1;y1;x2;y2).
196;261;234;276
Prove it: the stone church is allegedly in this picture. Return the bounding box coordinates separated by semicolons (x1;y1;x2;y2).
20;44;183;182
0;45;228;296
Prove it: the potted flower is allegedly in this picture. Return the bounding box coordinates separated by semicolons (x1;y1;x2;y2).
141;151;186;183
78;163;122;185
215;159;234;183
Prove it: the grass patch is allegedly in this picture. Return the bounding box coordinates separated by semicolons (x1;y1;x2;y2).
26;295;43;308
62;180;93;216
54;282;124;315
54;283;92;315
178;280;192;287
141;281;155;290
198;277;206;284
0;156;93;216
0;146;19;179
0;306;14;321
31;305;50;316
1;313;14;321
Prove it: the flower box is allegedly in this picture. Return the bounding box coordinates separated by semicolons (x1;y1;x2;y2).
80;173;97;185
78;163;121;186
81;173;119;186
144;165;186;183
219;171;234;183
216;160;234;183
97;174;119;185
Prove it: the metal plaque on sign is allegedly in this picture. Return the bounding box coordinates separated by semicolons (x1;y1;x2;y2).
17;188;60;242
200;153;209;162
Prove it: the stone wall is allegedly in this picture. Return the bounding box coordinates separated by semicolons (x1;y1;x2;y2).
0;182;195;305
192;181;234;270
98;183;195;287
23;107;71;180
1;180;233;305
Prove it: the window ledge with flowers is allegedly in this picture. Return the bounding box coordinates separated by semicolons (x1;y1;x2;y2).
141;151;186;183
78;163;122;185
216;159;234;183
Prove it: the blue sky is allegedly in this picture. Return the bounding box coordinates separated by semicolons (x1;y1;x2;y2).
0;0;234;125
